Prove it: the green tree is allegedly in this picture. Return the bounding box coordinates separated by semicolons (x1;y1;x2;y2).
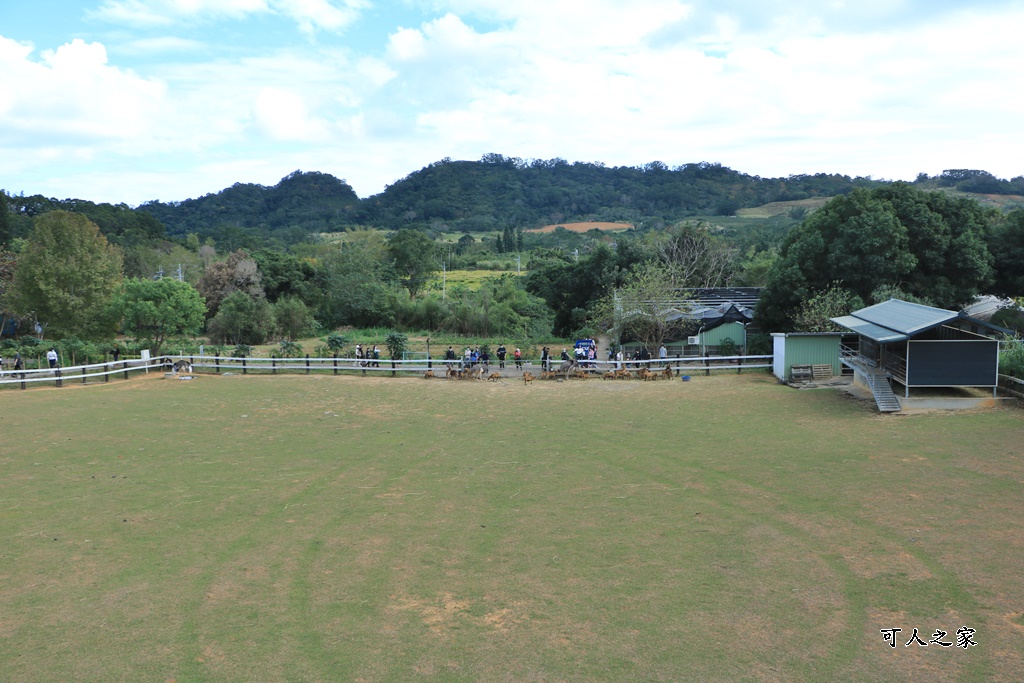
757;184;995;330
990;209;1024;298
791;283;862;332
317;242;401;328
0;191;12;246
113;278;206;355
4;211;123;339
388;229;438;295
272;296;316;340
206;291;274;345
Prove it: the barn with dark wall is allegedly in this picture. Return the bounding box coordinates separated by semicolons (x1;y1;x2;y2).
832;299;1006;410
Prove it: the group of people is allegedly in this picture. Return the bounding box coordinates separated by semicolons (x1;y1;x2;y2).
609;344;670;369
353;344;380;367
444;344;523;371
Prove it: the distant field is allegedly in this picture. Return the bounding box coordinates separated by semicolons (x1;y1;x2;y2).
528;221;634;233
1;373;1021;681
428;268;523;291
736;197;832;218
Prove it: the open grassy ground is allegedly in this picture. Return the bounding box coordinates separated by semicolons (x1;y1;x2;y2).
528;222;633;233
1;373;1022;682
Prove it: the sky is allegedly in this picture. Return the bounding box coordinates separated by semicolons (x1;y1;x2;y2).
2;0;1023;206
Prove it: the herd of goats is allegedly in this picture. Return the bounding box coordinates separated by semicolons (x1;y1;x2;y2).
422;359;677;383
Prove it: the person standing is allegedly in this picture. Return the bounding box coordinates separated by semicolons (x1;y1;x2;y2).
111;347;120;362
541;347;549;371
513;347;523;370
659;344;668;367
560;348;570;363
14;353;24;378
496;343;507;369
372;345;380;367
47;347;59;369
479;349;490;373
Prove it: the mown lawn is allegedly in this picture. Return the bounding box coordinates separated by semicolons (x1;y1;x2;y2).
1;373;1021;682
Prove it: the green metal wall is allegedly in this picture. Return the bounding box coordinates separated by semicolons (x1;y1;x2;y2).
783;335;842;376
701;322;746;349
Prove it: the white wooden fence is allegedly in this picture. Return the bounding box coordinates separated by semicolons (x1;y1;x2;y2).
0;353;775;390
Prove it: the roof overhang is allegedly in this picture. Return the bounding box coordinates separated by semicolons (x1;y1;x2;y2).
830;315;908;342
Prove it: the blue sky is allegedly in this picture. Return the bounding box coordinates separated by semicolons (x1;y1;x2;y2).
2;0;1023;205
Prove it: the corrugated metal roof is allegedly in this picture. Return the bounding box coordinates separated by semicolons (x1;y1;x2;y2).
830;315;908;342
850;299;958;336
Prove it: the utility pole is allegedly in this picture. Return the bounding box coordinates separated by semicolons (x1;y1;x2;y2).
442;261;446;299
516;253;521;275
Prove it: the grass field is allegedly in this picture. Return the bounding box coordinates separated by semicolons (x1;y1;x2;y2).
1;373;1022;682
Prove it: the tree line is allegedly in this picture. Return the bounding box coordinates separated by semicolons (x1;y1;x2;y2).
2;162;1023;364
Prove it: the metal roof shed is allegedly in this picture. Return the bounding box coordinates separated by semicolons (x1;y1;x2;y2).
831;299;1003;407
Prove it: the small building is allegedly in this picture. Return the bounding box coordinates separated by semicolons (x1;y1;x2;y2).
831;299;1007;411
771;332;843;382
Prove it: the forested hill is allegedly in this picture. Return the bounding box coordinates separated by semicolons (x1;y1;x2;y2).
140;170;361;242
7;159;1023;245
137;157;885;240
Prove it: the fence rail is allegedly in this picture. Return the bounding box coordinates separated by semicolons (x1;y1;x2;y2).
0;353;775;391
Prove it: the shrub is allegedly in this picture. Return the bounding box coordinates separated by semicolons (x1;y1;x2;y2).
325;332;348;352
1000;336;1024;379
719;337;738;356
384;331;408;360
276;340;304;358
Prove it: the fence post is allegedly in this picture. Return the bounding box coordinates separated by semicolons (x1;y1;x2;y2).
427;354;432;370
391;359;396;378
123;361;129;380
82;367;87;384
56;367;63;388
215;353;220;374
105;362;110;382
738;355;743;374
704;349;710;376
242;357;247;375
333;353;338;375
305;355;310;375
272;358;276;375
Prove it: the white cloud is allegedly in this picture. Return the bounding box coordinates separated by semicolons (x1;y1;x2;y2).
0;37;165;148
255;86;328;140
4;1;1024;204
89;0;367;33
